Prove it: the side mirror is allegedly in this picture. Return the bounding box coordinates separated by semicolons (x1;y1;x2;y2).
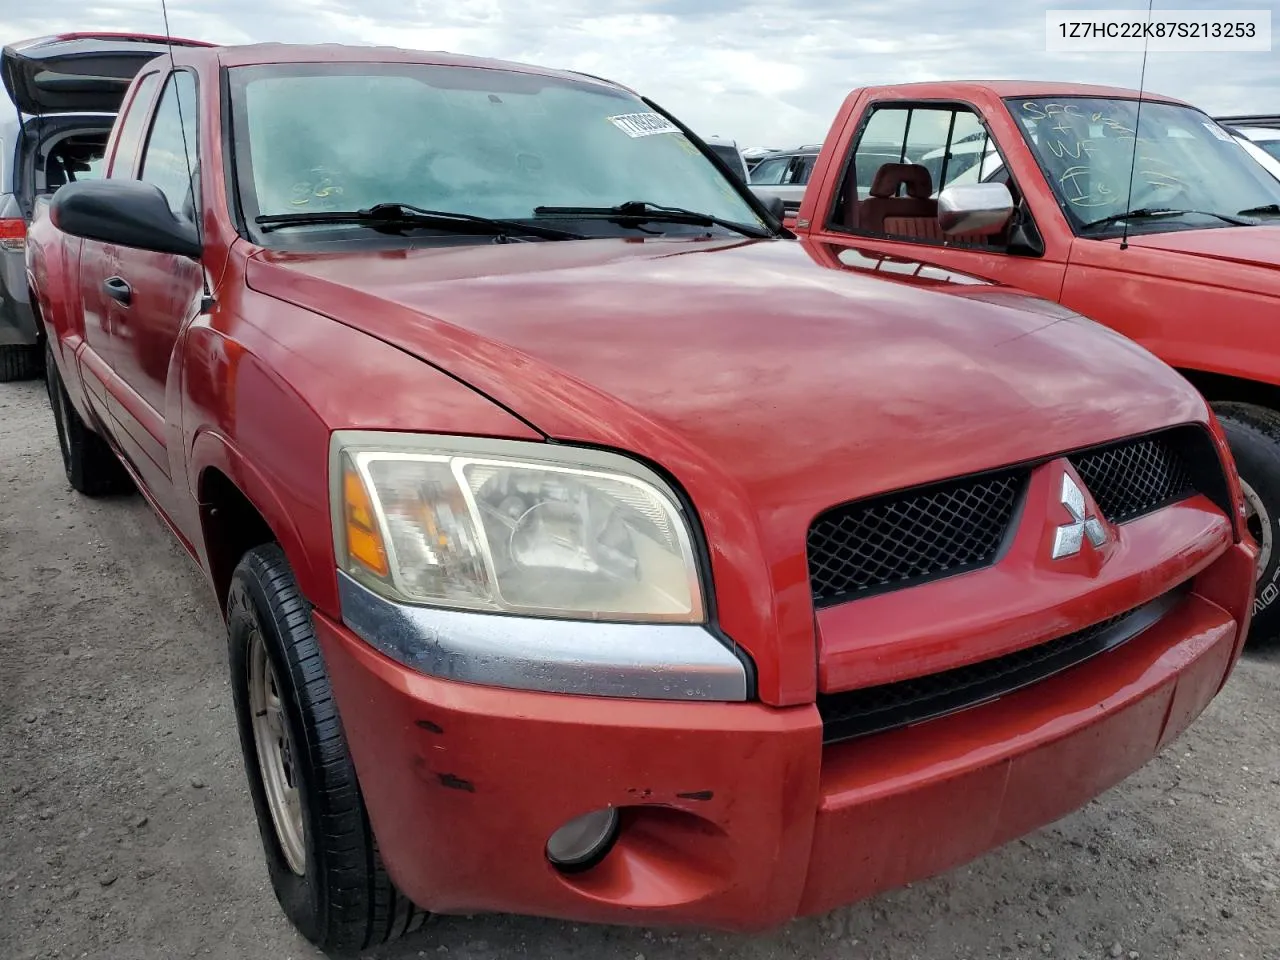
936;182;1014;237
50;179;202;258
754;192;787;223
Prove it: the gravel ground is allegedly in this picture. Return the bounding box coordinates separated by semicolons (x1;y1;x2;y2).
2;376;1279;960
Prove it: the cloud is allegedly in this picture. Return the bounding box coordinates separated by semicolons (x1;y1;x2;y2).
1;0;1276;146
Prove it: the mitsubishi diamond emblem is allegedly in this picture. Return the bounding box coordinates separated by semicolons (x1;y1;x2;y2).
1051;473;1107;559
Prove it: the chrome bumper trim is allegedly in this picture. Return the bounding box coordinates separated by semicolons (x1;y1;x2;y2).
337;572;748;701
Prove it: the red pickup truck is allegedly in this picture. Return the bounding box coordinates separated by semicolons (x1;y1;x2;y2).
788;80;1280;640
23;41;1256;954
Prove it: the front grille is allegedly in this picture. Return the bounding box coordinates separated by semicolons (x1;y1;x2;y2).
807;426;1222;608
1070;437;1195;524
807;471;1025;606
818;585;1188;745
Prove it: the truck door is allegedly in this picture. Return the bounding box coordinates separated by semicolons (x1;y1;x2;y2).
87;68;204;512
811;100;1071;301
77;69;164;434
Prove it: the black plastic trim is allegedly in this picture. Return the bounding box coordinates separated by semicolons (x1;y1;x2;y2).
818;582;1190;744
49;178;201;257
806;423;1226;610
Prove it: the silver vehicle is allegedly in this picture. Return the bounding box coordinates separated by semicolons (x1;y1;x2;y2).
1217;115;1280;182
742;146;782;170
0;32;209;380
748;142;906;217
746;145;821;217
705;136;750;182
1217;114;1280;158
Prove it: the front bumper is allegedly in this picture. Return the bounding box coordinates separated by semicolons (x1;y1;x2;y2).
314;539;1254;930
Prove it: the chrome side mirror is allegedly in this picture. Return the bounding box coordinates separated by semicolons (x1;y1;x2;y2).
936;182;1014;236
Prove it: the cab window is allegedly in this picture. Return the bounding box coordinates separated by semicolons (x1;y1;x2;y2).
139;71;200;220
107;71;163;178
830;103;1030;252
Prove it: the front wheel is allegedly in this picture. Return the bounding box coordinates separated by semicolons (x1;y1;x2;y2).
226;544;426;954
1212;402;1280;644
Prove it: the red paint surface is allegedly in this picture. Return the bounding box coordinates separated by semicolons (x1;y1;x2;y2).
23;51;1260;928
316;543;1251;926
794;81;1280;400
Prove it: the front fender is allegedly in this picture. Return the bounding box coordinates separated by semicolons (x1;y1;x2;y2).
189;426;316;617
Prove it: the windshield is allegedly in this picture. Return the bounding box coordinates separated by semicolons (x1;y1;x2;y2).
228;63;763;239
1006;97;1280;234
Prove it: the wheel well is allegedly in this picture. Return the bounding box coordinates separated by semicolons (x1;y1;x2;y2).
199;468;276;613
1175;368;1280;413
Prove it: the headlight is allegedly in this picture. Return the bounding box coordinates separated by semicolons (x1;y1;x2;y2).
329;431;705;622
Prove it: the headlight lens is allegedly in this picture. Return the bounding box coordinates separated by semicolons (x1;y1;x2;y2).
330;432;705;622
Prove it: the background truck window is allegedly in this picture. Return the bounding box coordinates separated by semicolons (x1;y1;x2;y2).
748;155;790;184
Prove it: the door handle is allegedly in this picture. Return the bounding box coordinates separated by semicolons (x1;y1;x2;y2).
103;276;132;307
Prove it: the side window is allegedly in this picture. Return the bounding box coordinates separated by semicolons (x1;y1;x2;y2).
935;113;1001;190
850;109;907;200
107;72;163;178
788;154;817;186
139;71;200;219
834;103;1022;250
900;108;957;190
749;156;790;185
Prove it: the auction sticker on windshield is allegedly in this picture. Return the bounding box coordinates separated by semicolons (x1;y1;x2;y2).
608;112;680;137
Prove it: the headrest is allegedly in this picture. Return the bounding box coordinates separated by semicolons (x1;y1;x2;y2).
869;162;934;199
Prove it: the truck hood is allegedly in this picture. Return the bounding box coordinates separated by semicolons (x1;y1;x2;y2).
1121;223;1280;270
249;237;1204;501
248;235;1205;523
248;235;1211;704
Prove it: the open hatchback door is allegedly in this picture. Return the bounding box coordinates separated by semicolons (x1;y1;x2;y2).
2;32;214;115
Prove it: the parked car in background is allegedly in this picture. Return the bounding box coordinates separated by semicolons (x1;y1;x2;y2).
789;80;1280;640
0;32;213;380
742;145;782;170
27;41;1255;956
705;135;749;181
1217;115;1280;181
919;122;1280;187
747;144;820;216
750;141;905;217
1218;114;1280;161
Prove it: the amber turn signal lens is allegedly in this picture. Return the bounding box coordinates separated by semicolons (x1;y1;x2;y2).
342;460;389;578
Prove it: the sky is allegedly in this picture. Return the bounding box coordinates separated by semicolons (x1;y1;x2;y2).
1;0;1277;147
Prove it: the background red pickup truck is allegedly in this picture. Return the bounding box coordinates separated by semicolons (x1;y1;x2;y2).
789;80;1280;641
20;39;1258;957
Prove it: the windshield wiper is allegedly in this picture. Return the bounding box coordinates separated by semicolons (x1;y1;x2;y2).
1238;204;1280;217
255;202;585;240
532;200;772;239
1080;207;1255;231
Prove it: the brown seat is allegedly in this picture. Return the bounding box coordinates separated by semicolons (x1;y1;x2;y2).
857;163;937;234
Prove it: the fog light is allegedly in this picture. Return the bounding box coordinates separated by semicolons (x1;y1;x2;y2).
546;807;619;870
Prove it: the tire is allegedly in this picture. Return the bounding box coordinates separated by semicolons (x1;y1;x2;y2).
0;343;41;381
226;544;426;954
43;344;132;496
1212;402;1280;645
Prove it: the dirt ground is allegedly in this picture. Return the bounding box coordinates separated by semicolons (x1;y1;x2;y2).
1;376;1279;960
